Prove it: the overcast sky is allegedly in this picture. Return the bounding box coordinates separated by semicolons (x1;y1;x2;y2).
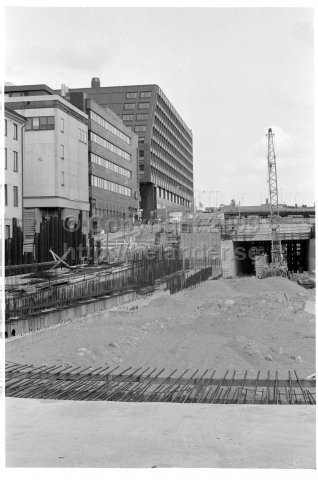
5;7;315;208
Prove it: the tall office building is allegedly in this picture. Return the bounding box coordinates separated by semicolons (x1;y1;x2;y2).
67;79;194;221
67;90;139;223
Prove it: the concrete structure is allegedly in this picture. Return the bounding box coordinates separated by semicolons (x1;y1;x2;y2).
6;398;316;468
68;90;139;222
5;85;90;252
65;79;194;221
4;108;26;239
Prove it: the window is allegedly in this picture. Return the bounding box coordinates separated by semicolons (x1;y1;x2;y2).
32;118;40;130
140;91;151;98
90;132;131;161
126;92;137;99
5;119;7;136
91;153;132;178
13;151;18;172
13;123;18;139
138;102;150;109
61;118;64;133
25;116;55;131
40;117;48;130
124;103;135;110
5;225;10;240
25;118;32;131
122;114;133;121
134;125;147;132
13;186;18;207
138;137;145;144
139;150;144;158
61;171;65;186
136;113;148;121
139;165;145;174
78;128;87;144
90;111;131;144
91;174;132;197
5;184;7;205
61;145;64;159
5;148;7;169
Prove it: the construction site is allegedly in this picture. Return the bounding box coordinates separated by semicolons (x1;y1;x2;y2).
5;128;316;468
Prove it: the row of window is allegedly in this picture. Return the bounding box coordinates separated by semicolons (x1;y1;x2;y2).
158;186;190;207
90;111;131;145
90;132;131;161
124;102;150;110
91;175;132;197
4;120;18;139
126;91;152;99
4;184;19;207
91;153;132;178
26;116;55;131
122;113;149;121
79;128;88;144
4;149;19;172
134;125;147;132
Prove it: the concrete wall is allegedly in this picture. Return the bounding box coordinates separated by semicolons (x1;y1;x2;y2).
5;290;136;341
308;239;315;271
221;240;237;278
180;231;221;259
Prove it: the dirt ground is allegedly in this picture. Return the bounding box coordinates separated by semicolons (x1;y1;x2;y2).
6;276;316;377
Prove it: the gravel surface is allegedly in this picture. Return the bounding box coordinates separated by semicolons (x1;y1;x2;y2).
6;276;316;377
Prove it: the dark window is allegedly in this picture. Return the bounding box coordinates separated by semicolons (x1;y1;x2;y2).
61;118;64;133
61;145;64;159
61;171;65;186
13;186;18;207
139;150;144;158
40;117;48;130
13;123;18;139
13;151;18;172
5;184;8;205
5;225;10;239
47;117;55;129
138;137;145;144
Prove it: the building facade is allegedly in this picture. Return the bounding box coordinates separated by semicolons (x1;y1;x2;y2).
4;108;26;240
68;80;194;221
5;84;90;257
68;91;139;224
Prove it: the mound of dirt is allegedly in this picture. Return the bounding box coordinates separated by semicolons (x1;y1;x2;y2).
6;277;315;377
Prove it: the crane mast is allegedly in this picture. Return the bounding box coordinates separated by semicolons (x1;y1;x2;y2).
266;128;283;266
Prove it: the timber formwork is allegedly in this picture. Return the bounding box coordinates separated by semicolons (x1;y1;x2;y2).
5;362;315;405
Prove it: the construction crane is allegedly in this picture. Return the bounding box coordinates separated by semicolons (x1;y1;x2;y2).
255;128;288;278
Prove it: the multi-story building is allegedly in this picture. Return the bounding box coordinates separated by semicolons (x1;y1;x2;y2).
4;108;26;240
5;84;90;256
67;90;139;224
67;79;194;221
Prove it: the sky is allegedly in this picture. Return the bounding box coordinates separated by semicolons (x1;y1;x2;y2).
4;6;315;208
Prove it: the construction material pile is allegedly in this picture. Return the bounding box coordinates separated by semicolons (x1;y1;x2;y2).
6;277;315;377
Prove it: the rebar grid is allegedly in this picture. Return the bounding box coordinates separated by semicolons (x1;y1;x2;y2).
5;362;315;405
